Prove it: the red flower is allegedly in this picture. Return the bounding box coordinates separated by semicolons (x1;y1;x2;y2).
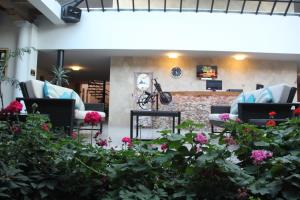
71;132;78;139
268;111;277;118
266;120;276;127
161;144;168;151
122;137;131;144
96;139;107;147
294;107;300;116
41;123;49;132
84;112;101;125
5;100;23;113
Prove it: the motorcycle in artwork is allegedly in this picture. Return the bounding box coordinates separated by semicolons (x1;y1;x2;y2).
137;78;172;110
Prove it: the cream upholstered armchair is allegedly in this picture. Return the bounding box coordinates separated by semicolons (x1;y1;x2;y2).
209;84;298;133
17;80;106;135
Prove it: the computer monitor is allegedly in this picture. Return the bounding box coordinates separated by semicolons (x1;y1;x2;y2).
256;84;264;90
206;80;222;91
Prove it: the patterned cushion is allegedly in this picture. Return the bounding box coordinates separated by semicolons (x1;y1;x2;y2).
230;88;273;114
43;81;85;111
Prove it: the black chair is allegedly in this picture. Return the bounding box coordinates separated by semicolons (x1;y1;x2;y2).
210;86;298;133
18;82;104;135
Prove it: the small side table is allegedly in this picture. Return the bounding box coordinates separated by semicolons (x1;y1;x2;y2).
130;110;181;139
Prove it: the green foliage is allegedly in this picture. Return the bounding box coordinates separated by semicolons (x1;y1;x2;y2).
0;113;300;199
50;65;70;86
0;47;35;109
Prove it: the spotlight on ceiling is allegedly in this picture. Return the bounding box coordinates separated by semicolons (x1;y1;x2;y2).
232;54;248;61
70;65;81;71
167;53;179;59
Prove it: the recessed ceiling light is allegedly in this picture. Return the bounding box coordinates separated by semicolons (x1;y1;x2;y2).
70;65;81;71
232;54;248;61
167;53;179;59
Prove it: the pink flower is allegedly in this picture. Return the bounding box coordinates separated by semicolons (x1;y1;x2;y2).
235;118;242;123
219;113;230;121
71;132;78;139
250;150;273;165
194;133;208;145
41;123;49;132
84;112;101;125
224;136;236;145
96;139;107;147
161;144;168;151
122;137;131;144
5;100;23;113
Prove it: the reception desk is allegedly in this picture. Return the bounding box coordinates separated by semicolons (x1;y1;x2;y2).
156;91;240;131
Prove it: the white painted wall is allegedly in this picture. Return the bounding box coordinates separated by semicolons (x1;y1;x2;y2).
38;11;300;55
0;12;18;107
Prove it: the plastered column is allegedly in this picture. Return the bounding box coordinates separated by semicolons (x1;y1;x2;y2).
14;21;38;98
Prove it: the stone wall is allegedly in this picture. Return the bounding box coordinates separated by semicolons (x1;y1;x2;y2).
109;56;297;130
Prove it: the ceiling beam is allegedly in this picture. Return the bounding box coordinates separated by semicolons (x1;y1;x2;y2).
0;0;36;22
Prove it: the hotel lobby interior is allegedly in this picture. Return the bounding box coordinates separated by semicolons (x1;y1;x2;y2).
0;0;300;199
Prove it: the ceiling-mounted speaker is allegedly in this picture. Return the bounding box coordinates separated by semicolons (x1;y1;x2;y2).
61;0;84;23
61;5;82;23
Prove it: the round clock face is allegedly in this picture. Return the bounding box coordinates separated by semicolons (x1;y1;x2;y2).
171;67;182;78
136;73;151;91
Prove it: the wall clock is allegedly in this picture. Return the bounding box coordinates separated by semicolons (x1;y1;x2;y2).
171;67;183;79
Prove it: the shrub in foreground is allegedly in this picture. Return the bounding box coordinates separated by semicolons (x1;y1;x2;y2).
0;111;300;199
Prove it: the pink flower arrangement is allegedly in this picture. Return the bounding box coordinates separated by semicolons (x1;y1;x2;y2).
96;139;108;147
84;112;102;125
71;132;78;140
250;150;273;165
5;100;23;113
219;113;230;121
161;144;168;151
194;133;208;145
122;137;131;144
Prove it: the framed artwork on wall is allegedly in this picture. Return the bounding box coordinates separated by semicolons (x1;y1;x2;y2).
196;65;218;79
0;49;8;74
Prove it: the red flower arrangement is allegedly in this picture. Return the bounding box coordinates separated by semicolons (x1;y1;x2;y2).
294;107;300;116
84;112;102;125
5;100;23;113
266;120;276;127
268;111;277;118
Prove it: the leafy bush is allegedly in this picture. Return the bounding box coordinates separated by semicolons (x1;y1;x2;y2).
0;112;300;200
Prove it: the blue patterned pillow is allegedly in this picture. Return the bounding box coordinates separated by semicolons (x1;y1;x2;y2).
43;81;85;111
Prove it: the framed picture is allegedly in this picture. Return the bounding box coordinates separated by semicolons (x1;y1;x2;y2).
196;65;218;79
0;49;8;72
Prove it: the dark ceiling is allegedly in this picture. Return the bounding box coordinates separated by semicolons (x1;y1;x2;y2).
37;50;111;82
0;0;41;22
